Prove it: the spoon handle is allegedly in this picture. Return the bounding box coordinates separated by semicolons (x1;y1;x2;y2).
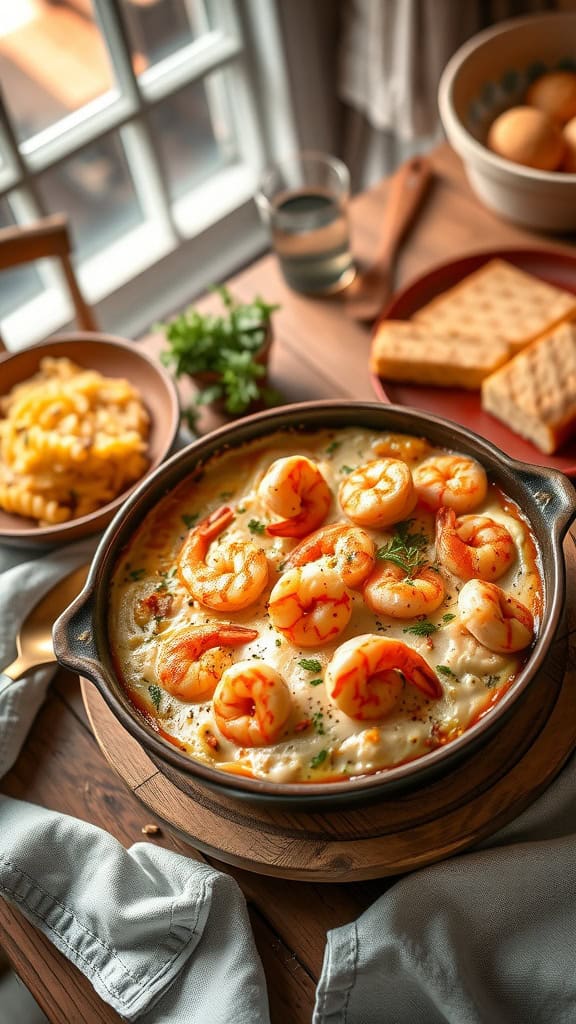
375;155;433;270
0;658;55;684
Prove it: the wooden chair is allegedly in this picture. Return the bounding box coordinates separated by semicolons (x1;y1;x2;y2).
0;212;98;352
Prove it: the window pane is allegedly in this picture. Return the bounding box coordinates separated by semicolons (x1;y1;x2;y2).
121;0;211;75
0;0;115;143
149;72;237;201
0;197;43;318
36;133;144;263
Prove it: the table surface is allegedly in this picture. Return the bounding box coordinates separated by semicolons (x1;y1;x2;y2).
2;143;575;1023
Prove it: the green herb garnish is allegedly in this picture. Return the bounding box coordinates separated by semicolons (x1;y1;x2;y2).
312;712;325;734
442;613;456;623
159;286;280;415
376;519;429;577
485;674;500;689
403;621;438;637
128;568;145;581
340;464;354;474
325;440;341;455
311;749;328;769
437;665;457;679
248;518;266;534
148;684;162;710
181;513;198;529
298;658;322;672
309;678;323;687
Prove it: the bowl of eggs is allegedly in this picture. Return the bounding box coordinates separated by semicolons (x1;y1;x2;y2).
438;12;576;232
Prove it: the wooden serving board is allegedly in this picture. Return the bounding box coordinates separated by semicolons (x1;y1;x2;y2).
82;566;576;883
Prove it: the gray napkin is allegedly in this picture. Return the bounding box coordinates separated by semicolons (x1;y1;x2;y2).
0;541;270;1023
314;749;576;1024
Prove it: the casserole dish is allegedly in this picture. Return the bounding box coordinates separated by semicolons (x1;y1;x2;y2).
53;401;576;808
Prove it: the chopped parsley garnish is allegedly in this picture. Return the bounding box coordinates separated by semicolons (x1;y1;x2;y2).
442;613;456;623
248;518;266;534
310;749;328;769
485;674;500;689
236;505;247;514
128;568;145;581
403;621;438;637
275;638;282;647
309;678;323;687
148;684;162;710
376;519;429;577
312;712;325;734
298;658;322;672
340;464;354;474
219;490;235;500
437;665;457;679
325;440;341;455
181;513;198;529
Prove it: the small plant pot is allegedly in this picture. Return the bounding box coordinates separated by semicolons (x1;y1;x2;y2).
189;323;274;417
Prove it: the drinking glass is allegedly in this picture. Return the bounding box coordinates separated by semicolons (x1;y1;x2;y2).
256;150;356;295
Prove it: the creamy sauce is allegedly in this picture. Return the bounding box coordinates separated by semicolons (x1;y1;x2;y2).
108;428;542;784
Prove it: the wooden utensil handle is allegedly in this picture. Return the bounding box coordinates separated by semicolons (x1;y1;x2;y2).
376;156;433;269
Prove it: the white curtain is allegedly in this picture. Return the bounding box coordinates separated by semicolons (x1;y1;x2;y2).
338;0;556;189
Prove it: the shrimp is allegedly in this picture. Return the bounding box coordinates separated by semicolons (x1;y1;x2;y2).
363;560;445;618
413;455;487;513
458;579;534;654
178;505;268;611
213;660;292;746
326;634;442;721
157;624;258;701
436;507;516;582
338;458;416;528
371;433;431;464
285;523;375;589
267;563;352;647
257;456;332;538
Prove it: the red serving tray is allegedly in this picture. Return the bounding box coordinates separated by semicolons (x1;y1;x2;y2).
370;248;576;477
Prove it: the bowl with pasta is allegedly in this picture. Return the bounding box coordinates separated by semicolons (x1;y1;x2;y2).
53;400;576;808
0;333;180;548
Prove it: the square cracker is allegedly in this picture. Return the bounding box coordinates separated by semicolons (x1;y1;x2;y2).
481;320;576;454
413;259;576;353
370;321;510;389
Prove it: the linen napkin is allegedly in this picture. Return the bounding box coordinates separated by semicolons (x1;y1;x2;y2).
0;540;270;1023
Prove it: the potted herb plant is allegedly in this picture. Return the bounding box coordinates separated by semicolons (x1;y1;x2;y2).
160;287;280;416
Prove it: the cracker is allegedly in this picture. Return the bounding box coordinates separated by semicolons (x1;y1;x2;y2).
370;321;510;389
481;320;576;453
414;259;576;353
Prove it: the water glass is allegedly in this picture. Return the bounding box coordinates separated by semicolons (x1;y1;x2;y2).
256;151;356;295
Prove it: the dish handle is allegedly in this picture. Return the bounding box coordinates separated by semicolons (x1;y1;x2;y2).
517;466;576;544
52;583;104;688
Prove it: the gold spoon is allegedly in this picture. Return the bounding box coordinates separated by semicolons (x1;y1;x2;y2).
1;564;89;683
343;155;433;323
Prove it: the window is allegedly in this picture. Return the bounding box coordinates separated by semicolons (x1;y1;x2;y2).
0;0;296;348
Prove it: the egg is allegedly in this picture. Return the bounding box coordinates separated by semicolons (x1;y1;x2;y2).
487;106;565;171
562;115;576;172
525;71;576;126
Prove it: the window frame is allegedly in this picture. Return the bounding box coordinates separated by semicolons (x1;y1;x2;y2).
0;0;297;348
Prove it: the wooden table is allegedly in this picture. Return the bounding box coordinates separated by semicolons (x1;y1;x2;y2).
1;144;575;1023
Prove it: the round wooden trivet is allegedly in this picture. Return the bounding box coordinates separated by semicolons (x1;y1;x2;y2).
82;622;576;882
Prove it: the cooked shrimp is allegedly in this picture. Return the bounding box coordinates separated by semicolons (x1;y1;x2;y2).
157;624;258;701
326;634;442;720
178;505;268;611
338;458;416;528
371;433;431;464
257;456;332;538
436;507;516;582
213;660;292;746
268;563;352;647
285;523;375;589
363;560;445;618
458;579;534;654
413;455;487;512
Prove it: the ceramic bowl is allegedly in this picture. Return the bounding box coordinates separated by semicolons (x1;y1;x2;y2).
438;12;576;232
53;401;576;808
0;333;180;548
